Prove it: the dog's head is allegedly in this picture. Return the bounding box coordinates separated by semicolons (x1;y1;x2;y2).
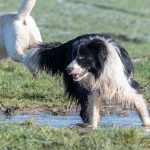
66;39;108;81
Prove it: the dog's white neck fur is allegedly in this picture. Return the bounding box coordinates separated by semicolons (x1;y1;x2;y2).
79;37;134;102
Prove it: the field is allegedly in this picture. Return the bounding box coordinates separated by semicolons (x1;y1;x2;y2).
0;0;150;149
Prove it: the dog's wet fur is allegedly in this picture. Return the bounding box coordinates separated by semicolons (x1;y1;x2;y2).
25;33;150;129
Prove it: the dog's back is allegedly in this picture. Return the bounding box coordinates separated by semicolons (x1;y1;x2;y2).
0;0;42;62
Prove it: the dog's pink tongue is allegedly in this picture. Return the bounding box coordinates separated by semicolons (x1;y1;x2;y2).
73;74;79;79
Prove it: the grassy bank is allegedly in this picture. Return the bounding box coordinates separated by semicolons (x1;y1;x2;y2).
0;61;72;114
0;123;150;150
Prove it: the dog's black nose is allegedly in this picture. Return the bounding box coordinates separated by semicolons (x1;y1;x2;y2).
66;67;74;74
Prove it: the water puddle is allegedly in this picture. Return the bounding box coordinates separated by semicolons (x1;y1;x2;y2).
0;111;143;128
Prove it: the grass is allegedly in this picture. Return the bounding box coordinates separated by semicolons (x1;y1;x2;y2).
0;61;71;111
0;123;150;150
0;0;150;149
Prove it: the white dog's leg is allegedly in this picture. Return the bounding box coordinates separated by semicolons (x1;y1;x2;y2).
132;94;150;127
87;92;100;129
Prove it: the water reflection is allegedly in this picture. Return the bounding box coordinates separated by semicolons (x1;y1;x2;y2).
0;111;142;128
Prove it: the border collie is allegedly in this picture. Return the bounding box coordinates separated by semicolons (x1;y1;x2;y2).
24;33;150;129
0;0;42;77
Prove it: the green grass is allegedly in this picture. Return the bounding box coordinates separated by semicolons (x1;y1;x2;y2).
0;0;150;149
134;60;150;100
0;61;71;111
0;123;150;150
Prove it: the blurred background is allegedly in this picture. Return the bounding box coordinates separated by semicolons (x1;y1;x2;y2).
1;0;150;56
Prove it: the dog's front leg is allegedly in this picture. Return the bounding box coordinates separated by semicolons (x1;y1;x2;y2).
87;91;100;129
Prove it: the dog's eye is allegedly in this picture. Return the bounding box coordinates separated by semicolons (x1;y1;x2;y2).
78;56;85;60
73;50;77;58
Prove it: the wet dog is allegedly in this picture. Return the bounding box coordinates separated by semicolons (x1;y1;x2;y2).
24;33;150;129
0;0;42;78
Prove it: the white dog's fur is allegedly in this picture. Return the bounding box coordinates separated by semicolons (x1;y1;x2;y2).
0;0;42;64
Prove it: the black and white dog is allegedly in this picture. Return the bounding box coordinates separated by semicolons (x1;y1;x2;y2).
24;33;150;129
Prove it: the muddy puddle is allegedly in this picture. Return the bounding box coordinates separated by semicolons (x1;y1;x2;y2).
0;111;143;128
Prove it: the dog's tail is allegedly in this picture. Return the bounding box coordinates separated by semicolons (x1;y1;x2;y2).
17;0;36;19
23;42;66;76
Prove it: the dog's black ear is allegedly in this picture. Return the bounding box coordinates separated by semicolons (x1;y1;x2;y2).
88;39;108;62
87;39;108;78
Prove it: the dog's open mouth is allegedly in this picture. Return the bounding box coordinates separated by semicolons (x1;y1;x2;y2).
71;70;88;81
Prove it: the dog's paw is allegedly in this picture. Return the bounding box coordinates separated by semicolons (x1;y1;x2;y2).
76;123;89;128
76;123;98;129
143;124;150;129
33;72;40;80
142;119;150;128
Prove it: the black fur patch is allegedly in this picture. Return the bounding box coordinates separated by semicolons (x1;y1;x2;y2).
36;42;66;74
130;79;141;94
118;46;134;77
78;39;108;79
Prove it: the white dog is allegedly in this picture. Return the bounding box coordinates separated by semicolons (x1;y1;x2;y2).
0;0;42;71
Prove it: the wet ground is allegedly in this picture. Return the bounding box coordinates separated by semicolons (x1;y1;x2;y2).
0;111;142;128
